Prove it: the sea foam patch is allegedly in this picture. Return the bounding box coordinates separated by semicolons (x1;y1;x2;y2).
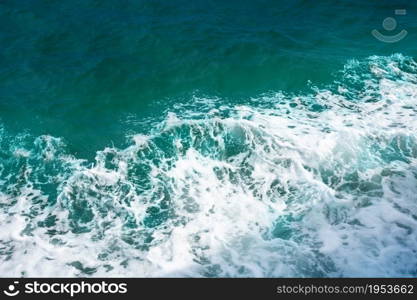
0;54;416;277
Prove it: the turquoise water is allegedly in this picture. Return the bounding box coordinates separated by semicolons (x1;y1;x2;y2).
1;0;417;277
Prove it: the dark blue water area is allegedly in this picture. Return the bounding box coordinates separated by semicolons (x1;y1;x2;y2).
0;0;416;158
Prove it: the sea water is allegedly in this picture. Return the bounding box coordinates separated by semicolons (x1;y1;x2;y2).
0;0;417;277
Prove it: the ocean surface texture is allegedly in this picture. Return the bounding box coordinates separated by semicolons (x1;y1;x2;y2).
1;0;417;277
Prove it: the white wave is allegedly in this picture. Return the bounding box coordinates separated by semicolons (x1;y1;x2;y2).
0;54;416;277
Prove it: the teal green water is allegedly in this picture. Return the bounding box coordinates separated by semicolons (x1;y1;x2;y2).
1;0;417;277
2;0;416;158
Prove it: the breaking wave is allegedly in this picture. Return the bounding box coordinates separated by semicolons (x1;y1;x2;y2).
1;54;417;277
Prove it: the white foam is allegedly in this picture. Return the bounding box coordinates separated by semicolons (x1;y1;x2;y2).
0;54;417;277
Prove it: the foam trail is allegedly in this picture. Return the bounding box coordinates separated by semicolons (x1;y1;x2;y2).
0;54;417;277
